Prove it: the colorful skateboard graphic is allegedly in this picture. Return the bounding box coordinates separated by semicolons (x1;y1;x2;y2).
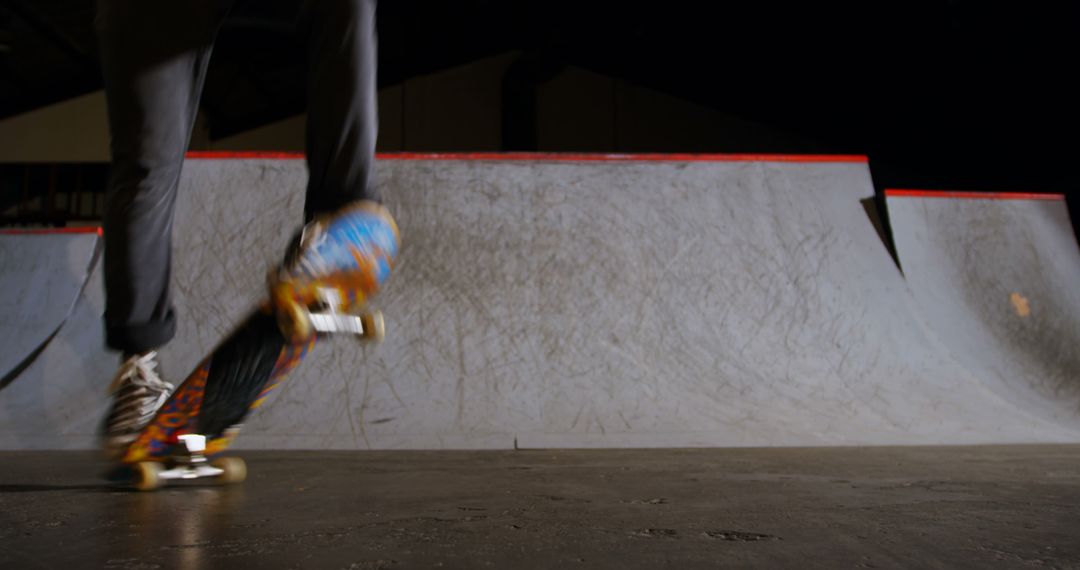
116;202;399;490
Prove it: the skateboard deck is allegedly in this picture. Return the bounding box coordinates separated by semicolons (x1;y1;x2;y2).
113;201;397;490
117;307;382;490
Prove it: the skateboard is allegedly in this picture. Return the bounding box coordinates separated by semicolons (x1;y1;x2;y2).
113;201;399;491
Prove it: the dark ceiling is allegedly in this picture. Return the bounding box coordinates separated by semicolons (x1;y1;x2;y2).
1;0;1077;193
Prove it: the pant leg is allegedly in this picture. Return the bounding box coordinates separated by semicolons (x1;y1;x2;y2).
96;0;230;353
300;0;381;220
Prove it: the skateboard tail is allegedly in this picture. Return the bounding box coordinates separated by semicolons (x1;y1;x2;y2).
120;313;315;465
120;364;210;463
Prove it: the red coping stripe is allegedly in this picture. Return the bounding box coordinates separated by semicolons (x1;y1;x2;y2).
0;227;103;235
186;151;868;163
885;189;1065;202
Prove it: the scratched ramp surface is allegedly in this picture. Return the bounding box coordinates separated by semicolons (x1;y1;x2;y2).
0;232;100;385
886;192;1080;428
4;159;1079;450
0;232;113;448
159;157;1078;449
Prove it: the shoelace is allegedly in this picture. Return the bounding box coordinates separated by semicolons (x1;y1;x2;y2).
107;352;175;433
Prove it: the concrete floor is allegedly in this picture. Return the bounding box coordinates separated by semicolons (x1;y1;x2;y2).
1;446;1079;569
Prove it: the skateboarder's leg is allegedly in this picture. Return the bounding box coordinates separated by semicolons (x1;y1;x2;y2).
98;0;229;353
300;0;381;220
96;0;230;453
272;0;395;309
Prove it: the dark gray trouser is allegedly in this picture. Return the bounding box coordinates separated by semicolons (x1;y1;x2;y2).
96;0;380;354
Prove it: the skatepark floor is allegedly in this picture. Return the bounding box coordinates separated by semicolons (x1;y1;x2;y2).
2;446;1079;569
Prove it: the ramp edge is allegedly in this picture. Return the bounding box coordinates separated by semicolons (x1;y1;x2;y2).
186;151;869;163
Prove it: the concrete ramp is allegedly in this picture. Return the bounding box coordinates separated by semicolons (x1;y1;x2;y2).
158;156;1080;448
2;156;1079;449
886;190;1080;427
0;229;114;448
0;229;101;390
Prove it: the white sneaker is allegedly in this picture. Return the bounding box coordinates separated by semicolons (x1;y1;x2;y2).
101;351;175;458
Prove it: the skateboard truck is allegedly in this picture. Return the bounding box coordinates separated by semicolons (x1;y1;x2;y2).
130;434;247;491
164;434;224;479
305;287;385;341
272;278;386;343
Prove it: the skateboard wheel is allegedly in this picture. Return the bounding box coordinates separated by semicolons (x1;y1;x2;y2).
277;300;313;343
211;457;247;485
360;311;385;342
133;462;163;491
